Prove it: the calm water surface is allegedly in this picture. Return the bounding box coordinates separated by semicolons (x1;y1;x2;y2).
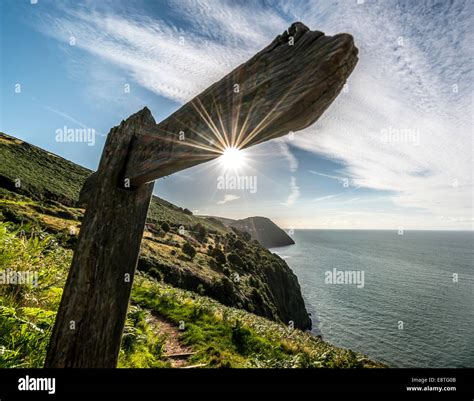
272;230;474;367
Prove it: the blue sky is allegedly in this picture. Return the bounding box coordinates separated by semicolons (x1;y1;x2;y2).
1;0;472;230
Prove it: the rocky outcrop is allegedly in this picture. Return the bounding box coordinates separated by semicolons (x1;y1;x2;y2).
138;241;311;330
211;216;295;248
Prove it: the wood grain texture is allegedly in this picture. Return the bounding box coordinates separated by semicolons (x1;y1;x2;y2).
45;109;155;368
124;22;358;186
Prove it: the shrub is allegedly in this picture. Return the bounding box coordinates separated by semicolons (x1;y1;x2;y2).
249;276;259;288
205;346;232;368
211;248;226;265
232;320;252;354
55;208;78;220
197;284;205;295
161;222;170;233
0;306;54;368
194;223;208;242
1;207;24;225
233;239;245;250
241;232;252;242
0;223;72;367
182;242;196;259
148;267;163;282
219;276;234;297
208;258;219;271
245;260;255;271
227;253;244;268
251;288;264;306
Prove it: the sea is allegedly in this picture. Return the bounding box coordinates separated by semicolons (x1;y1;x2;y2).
271;230;474;368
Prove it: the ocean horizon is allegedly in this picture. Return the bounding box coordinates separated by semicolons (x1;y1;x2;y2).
272;229;474;368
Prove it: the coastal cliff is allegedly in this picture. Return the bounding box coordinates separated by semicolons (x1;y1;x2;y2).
0;132;310;329
212;216;295;248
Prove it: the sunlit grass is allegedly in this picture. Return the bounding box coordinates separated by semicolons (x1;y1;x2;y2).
0;220;383;369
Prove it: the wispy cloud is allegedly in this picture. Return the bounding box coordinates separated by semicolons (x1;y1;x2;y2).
278;141;298;173
33;1;270;103
288;0;473;226
313;194;341;203
43;106;90;129
43;106;105;137
309;170;349;185
282;176;300;207
30;0;473;228
217;194;240;205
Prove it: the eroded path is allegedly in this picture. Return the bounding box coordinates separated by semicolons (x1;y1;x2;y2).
145;313;197;368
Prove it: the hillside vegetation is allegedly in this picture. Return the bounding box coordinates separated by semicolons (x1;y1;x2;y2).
0;132;383;368
0;222;380;368
0;132;311;329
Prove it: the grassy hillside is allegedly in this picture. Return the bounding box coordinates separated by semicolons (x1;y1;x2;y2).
0;133;91;206
0;222;381;368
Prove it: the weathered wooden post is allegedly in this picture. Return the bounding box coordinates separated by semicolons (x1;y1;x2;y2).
45;22;358;367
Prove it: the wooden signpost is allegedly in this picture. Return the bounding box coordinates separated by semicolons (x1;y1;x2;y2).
44;22;358;368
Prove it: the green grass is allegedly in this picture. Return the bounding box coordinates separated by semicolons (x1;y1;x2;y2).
131;274;382;368
0;222;70;367
0;133;91;206
118;305;170;368
0;222;383;368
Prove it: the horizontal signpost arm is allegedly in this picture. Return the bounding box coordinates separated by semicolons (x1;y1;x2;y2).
123;22;358;187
